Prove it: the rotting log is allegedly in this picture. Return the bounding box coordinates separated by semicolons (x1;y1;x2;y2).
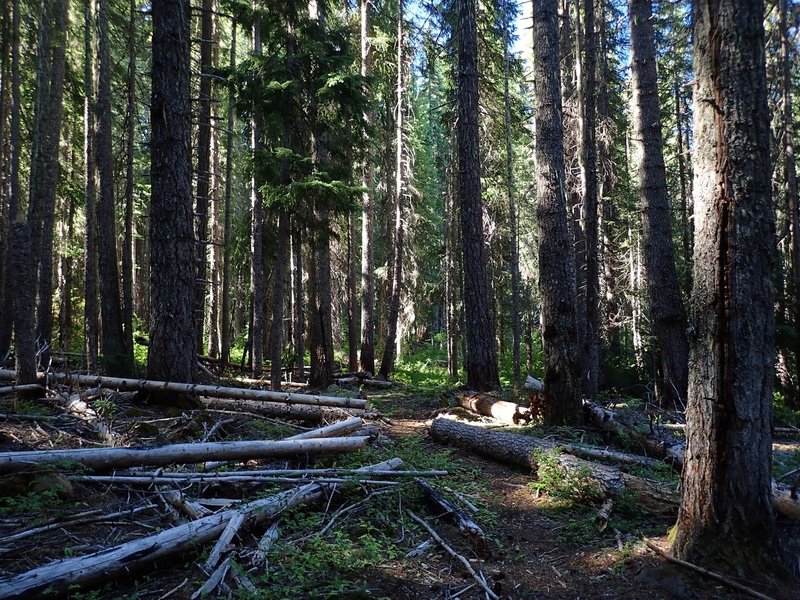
429;419;800;520
583;401;685;469
201;397;369;423
0;458;403;600
429;417;678;515
415;477;489;556
0;436;370;474
457;393;531;424
0;369;367;409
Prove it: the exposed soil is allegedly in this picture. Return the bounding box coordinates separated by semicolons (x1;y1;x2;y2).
0;382;798;600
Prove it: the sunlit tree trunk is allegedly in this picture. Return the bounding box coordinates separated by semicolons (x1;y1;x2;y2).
533;0;581;425
220;24;235;372
673;0;788;575
122;0;136;365
83;0;98;372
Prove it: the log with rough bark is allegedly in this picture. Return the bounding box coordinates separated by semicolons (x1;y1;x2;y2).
583;401;685;469
0;369;367;409
457;393;531;424
415;477;489;556
0;436;369;474
429;418;679;515
0;458;404;599
201;397;370;423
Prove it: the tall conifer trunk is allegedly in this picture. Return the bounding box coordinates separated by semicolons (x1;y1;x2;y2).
456;0;499;391
629;0;688;407
250;9;265;378
83;0;98;372
220;24;235;372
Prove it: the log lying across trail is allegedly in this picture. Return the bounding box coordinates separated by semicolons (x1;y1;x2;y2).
0;436;369;474
0;458;404;600
457;393;532;424
0;369;367;409
429;417;679;515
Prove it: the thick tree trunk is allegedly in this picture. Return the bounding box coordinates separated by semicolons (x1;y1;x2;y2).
148;0;195;388
673;0;788;575
358;0;375;375
0;0;20;359
29;0;69;367
629;0;688;408
532;0;581;425
456;0;499;392
96;0;131;376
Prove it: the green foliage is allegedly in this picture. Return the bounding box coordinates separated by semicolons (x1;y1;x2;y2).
0;489;63;516
530;448;604;505
773;391;800;426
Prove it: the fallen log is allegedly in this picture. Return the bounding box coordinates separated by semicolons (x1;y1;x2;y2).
524;375;544;391
0;458;404;600
201;397;369;423
0;384;45;396
429;418;678;515
337;376;393;388
0;369;367;410
457;393;531;425
0;436;370;475
284;417;363;440
415;478;489;556
429;419;800;520
583;401;685;469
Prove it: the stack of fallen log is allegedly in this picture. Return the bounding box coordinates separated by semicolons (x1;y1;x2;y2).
0;417;421;599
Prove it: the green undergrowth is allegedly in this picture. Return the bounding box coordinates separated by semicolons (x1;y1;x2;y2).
241;436;496;598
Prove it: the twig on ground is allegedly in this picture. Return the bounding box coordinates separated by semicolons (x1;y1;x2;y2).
645;540;778;600
406;510;499;600
192;556;232;599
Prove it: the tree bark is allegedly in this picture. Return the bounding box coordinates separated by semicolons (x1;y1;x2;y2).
250;10;265;379
96;0;131;376
0;0;20;359
11;221;35;387
457;393;532;424
673;0;789;576
532;0;582;425
82;0;98;373
445;155;459;380
358;0;375;375
220;24;236;372
28;0;69;367
629;0;688;408
456;0;499;391
291;223;305;379
148;0;195;389
270;210;288;389
122;0;136;367
379;3;406;379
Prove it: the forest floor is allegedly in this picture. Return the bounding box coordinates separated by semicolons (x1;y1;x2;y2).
1;371;799;600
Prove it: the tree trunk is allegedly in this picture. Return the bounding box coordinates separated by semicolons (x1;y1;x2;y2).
270;210;288;389
347;212;358;373
0;0;20;360
0;4;8;355
290;223;305;379
11;221;35;387
502;21;521;387
579;0;599;401
83;0;98;373
148;0;195;389
96;0;131;376
532;0;581;425
56;187;75;351
28;0;70;367
673;0;789;576
122;0;136;368
674;81;691;269
379;3;405;379
456;0;499;392
208;8;222;358
629;0;688;408
220;24;236;372
358;0;375;375
194;0;214;354
250;10;265;379
445;152;459;380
